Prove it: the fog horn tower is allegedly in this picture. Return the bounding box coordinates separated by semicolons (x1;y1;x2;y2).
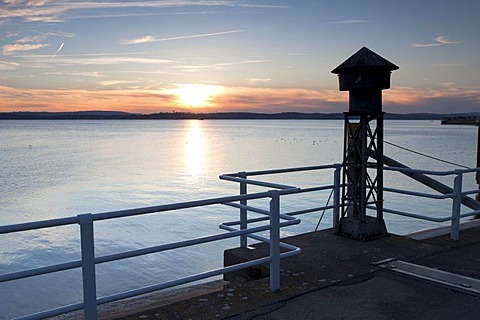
331;47;399;240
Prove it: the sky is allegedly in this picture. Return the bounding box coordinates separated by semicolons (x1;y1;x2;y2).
0;0;479;114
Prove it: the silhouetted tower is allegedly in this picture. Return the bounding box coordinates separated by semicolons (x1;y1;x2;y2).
331;47;399;240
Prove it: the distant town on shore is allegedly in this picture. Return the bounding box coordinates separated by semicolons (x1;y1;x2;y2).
0;111;479;122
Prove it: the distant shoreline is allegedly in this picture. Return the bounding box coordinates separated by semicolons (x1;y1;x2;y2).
1;111;478;121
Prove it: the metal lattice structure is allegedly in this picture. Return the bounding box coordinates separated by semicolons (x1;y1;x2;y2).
342;112;384;223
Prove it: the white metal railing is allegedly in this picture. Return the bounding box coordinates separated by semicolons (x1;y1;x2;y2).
1;162;478;319
380;166;480;240
220;164;480;242
0;191;302;320
220;164;343;247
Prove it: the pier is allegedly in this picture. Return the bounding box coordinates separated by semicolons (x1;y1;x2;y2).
93;221;480;319
441;116;479;125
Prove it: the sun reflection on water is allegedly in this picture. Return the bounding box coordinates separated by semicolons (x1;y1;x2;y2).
184;120;205;179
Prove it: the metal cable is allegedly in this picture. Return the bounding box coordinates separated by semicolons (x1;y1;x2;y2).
384;140;471;169
315;188;334;231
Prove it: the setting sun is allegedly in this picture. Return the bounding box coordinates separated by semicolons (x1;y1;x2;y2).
173;84;223;108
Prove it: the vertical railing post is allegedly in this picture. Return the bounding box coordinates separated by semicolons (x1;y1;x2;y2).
269;190;280;292
78;213;98;320
239;171;248;247
451;171;462;241
333;164;341;227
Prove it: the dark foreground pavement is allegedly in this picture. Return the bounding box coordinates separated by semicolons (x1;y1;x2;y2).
95;222;480;320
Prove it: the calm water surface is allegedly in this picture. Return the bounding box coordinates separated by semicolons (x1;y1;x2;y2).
0;120;476;318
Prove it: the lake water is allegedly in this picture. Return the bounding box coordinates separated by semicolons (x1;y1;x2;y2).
0;120;477;319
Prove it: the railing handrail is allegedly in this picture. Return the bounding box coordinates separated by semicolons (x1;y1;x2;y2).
221;163;480;243
1;189;304;320
384;186;454;200
384;165;480;176
220;163;341;178
381;166;480;240
0;192;272;235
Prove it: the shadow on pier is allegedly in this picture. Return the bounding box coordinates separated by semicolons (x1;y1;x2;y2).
110;221;480;320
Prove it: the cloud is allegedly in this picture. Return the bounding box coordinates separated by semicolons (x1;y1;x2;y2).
1;1;286;23
214;87;346;112
0;83;477;114
0;60;20;70
179;59;269;72
382;86;480;113
123;35;157;45
2;42;48;54
324;20;369;24
14;35;45;43
412;36;461;48
68;11;219;20
16;53;174;66
2;31;73;55
0;5;66;22
0;85;172;113
44;71;103;77
0;84;345;113
247;78;271;85
122;30;246;45
216;60;267;67
98;80;139;87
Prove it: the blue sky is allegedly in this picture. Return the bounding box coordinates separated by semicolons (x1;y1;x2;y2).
0;0;479;113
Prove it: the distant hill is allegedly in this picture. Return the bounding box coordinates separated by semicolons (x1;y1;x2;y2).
1;110;478;120
0;111;139;120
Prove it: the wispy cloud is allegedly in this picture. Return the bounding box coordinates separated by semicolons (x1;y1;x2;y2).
55;56;174;65
44;71;103;77
0;84;478;114
0;60;20;70
0;84;343;113
216;60;269;67
59;11;220;20
1;1;286;23
179;59;269;72
247;78;271;85
3;42;48;55
124;35;157;45
412;36;461;48
324;20;369;24
98;80;139;87
2;30;74;55
0;4;66;22
16;53;174;66
383;86;480;112
432;63;467;67
122;30;246;45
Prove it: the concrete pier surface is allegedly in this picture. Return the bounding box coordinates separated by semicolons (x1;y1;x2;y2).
74;222;480;320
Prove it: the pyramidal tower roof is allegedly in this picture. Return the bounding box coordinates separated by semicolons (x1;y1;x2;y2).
331;47;399;74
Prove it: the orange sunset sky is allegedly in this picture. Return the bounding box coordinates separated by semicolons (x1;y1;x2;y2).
1;1;479;114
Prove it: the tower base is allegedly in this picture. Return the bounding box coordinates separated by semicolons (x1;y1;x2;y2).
336;216;388;241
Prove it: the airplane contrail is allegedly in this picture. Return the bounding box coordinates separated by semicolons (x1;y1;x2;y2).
123;30;246;44
53;42;64;58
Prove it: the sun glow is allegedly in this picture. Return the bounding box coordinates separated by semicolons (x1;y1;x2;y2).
174;84;222;108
